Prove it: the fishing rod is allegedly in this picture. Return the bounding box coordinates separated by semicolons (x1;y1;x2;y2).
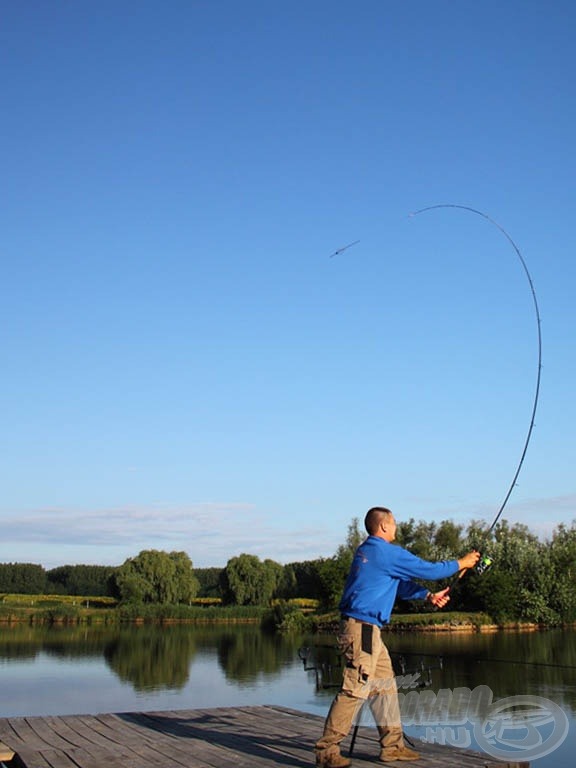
410;204;543;576
329;239;360;258
329;207;542;577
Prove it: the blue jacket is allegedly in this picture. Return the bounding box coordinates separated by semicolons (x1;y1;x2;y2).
339;536;459;628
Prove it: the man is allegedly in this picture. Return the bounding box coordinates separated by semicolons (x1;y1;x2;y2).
315;507;480;766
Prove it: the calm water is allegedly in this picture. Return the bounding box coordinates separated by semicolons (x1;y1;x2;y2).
1;623;574;766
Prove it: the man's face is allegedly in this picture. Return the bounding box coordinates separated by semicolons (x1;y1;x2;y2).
382;514;397;542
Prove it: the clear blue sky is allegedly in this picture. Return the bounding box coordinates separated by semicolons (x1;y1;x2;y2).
2;1;574;570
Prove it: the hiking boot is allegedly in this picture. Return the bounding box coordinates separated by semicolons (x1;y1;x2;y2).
379;744;420;762
315;749;351;767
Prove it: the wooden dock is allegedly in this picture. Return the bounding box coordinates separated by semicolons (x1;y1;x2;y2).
0;705;527;768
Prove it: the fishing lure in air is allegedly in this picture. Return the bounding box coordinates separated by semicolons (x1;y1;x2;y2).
410;204;542;571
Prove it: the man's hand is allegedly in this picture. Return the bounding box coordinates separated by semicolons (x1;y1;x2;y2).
427;587;451;609
457;550;481;572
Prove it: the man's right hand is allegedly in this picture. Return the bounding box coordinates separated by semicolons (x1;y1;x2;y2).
457;550;481;571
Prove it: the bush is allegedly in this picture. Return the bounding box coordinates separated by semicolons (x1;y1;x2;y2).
262;601;318;633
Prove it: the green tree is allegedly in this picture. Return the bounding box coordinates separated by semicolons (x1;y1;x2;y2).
342;517;364;554
316;517;366;609
275;564;298;599
396;518;436;558
263;559;283;601
395;517;416;549
0;563;46;594
194;567;224;598
46;565;117;596
548;522;576;621
114;550;199;604
283;560;324;600
458;519;560;623
462;519;491;550
432;520;464;559
221;554;282;605
316;555;350;608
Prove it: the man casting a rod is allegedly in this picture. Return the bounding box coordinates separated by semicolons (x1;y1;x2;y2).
315;506;480;766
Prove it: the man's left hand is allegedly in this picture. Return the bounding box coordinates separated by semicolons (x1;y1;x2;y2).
427;587;451;608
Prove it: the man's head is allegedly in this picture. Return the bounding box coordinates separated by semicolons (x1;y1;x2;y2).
364;507;397;542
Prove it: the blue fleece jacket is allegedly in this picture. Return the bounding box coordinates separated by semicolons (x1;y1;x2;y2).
339;536;460;628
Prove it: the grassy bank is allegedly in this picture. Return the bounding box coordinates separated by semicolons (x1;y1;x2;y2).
2;593;561;632
309;609;565;633
0;594;117;625
0;593;269;625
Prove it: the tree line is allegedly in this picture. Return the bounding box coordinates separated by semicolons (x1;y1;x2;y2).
2;517;575;624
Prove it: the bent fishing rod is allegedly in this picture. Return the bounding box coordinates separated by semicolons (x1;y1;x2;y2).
410;204;543;576
331;206;542;576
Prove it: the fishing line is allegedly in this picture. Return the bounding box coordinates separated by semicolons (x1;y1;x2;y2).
301;645;576;673
329;239;360;258
395;650;576;672
410;204;542;537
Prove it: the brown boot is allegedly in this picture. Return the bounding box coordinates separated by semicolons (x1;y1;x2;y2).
379;744;420;762
315;748;351;767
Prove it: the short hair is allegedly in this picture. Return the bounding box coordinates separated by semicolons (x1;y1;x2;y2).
364;506;393;535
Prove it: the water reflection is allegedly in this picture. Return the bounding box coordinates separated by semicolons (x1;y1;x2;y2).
0;624;306;692
0;624;115;661
103;626;198;691
214;628;299;683
0;624;574;768
381;628;576;712
1;624;575;708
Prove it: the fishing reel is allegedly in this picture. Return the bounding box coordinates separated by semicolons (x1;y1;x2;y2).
475;552;494;575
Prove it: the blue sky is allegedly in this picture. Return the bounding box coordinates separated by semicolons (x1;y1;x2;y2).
1;1;574;570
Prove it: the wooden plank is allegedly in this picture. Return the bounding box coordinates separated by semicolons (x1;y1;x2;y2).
58;713;163;766
131;710;285;767
27;715;145;768
85;710;284;768
269;705;497;767
24;715;87;752
13;746;83;768
56;714;137;752
0;717;49;752
0;739;15;762
3;716;160;768
142;708;355;767
182;706;319;764
0;705;514;768
85;714;218;768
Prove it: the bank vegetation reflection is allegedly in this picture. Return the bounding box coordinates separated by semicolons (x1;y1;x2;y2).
0;624;575;711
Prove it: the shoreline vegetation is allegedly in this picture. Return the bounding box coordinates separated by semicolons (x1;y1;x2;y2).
3;518;576;628
1;593;573;633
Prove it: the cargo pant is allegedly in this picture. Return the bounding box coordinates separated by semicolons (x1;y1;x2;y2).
315;617;404;759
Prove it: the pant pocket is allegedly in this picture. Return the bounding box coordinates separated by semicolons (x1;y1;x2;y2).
342;662;372;697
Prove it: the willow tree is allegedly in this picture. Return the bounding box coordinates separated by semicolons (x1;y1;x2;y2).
115;550;199;604
221;554;282;605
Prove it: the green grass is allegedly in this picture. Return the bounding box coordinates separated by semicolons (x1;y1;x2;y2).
387;611;494;629
0;593;268;624
0;594;494;630
0;593;117;608
117;602;266;622
311;609;496;632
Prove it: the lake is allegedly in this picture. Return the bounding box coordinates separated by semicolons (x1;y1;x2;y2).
1;623;574;766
